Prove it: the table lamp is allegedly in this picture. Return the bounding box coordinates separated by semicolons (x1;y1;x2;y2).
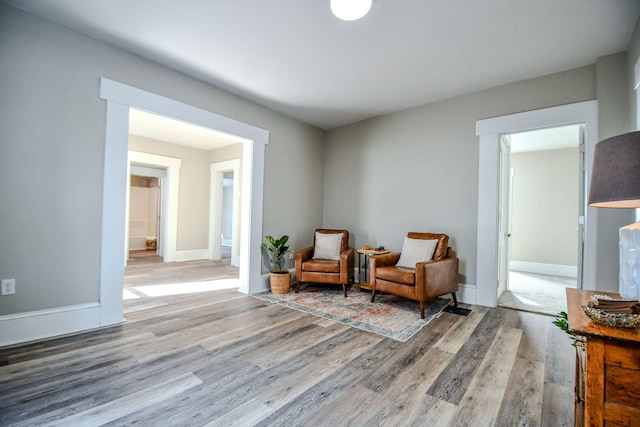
588;130;640;299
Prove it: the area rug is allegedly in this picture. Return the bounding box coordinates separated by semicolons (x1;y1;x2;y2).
254;285;452;342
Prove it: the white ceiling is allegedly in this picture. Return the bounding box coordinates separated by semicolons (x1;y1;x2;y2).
510;125;580;154
129;109;244;150
5;0;640;130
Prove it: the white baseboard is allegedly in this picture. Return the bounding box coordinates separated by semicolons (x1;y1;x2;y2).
510;260;577;278
0;303;109;347
175;249;209;262
231;255;240;267
455;284;475;305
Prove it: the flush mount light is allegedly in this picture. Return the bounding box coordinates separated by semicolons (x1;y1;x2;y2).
330;0;372;21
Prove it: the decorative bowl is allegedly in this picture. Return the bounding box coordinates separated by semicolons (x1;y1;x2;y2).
582;294;640;328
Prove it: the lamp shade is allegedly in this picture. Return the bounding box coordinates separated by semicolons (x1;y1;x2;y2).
588;130;640;208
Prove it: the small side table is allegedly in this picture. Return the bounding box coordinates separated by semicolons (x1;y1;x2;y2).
357;249;390;290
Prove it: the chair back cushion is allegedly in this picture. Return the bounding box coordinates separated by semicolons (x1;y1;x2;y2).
407;232;449;260
396;237;438;268
312;229;349;260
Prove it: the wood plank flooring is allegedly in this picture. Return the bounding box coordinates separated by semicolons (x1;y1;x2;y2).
0;260;575;426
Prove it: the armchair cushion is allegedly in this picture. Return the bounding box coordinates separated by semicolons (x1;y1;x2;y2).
302;259;340;273
375;266;416;285
312;232;343;260
396;237;438;269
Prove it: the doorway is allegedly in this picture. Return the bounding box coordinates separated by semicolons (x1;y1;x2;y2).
128;172;162;263
475;100;598;309
496;125;582;315
209;159;241;267
98;77;268;327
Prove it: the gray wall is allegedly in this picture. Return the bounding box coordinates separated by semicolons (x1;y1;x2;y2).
129;135;211;252
594;52;635;292
629;17;640;130
323;66;597;287
0;3;324;315
510;148;579;267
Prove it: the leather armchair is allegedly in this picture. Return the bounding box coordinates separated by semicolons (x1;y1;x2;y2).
295;229;354;297
370;232;459;318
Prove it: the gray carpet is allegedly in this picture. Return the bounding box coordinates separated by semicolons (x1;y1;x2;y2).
498;271;577;316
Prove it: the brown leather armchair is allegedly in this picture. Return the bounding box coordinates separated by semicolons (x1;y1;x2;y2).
370;232;459;318
295;229;354;297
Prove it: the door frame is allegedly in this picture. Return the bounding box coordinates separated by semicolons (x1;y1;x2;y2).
127;151;181;263
475;100;598;307
496;135;512;299
209;159;241;266
99;77;268;327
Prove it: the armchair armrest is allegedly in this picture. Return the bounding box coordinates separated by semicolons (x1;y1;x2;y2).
339;247;354;284
295;246;314;280
296;246;314;262
415;257;459;300
370;253;401;270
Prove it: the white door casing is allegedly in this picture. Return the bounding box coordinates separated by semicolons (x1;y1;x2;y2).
497;135;512;299
475;100;598;307
100;77;269;325
128;150;181;263
210;159;241;267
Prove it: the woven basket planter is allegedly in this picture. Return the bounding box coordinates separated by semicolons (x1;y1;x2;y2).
270;270;292;294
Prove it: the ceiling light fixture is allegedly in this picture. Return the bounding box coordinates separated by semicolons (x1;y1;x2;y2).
330;0;372;21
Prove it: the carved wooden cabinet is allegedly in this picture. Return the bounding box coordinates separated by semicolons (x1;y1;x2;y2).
567;289;640;427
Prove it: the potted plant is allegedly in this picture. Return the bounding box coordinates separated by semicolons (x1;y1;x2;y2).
553;311;586;425
262;235;293;294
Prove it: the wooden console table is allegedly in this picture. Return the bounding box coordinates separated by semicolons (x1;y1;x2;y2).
566;289;640;426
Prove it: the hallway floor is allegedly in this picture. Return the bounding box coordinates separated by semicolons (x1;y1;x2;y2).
498;271;577;316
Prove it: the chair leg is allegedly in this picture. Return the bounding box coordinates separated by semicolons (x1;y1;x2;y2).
451;292;458;307
370;289;376;303
420;301;425;319
342;284;347;298
295;281;302;293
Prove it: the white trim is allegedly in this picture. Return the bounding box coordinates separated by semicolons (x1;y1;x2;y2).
0;304;102;347
510;261;578;278
100;101;129;326
175;249;209;262
209;159;241;267
455;284;476;305
128;150;181;263
99;77;268;299
475;100;598;307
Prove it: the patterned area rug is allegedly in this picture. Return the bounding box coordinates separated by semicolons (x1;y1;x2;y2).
254;285;452;342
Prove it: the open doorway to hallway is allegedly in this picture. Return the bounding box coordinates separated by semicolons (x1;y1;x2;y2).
124;108;243;295
128;170;163;263
497;124;582;315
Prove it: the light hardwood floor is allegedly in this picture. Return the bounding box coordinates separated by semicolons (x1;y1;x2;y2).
0;260;575;426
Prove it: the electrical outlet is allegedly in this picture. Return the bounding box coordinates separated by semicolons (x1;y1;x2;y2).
1;279;16;295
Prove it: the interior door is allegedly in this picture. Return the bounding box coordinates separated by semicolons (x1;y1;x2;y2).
576;124;586;288
497;135;513;298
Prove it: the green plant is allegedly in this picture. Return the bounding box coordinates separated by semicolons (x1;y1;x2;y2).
552;311;584;348
262;235;292;272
